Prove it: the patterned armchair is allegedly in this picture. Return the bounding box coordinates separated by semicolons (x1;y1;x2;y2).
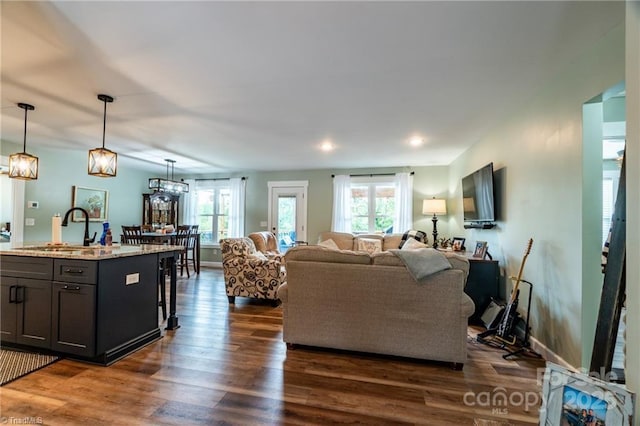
220;237;286;304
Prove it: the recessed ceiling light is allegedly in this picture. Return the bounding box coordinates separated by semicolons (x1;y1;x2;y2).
320;140;334;152
409;136;424;147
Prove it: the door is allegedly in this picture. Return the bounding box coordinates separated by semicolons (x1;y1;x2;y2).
16;278;52;348
52;282;96;356
268;181;308;252
0;277;18;343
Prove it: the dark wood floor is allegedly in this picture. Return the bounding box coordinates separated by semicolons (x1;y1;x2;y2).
1;267;546;425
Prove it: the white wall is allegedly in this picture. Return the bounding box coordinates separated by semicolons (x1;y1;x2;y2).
448;22;625;367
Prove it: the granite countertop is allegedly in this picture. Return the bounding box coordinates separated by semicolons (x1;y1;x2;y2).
0;242;184;260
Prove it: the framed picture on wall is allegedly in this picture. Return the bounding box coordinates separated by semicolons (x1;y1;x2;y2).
472;241;488;259
72;186;109;222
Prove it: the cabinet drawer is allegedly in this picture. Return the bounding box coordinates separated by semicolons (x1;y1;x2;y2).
0;256;53;279
53;260;97;284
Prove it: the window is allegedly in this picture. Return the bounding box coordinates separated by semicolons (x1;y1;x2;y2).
195;186;229;245
189;178;245;245
350;177;395;233
602;171;620;245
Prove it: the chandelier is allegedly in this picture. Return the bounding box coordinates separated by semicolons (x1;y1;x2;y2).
148;159;189;196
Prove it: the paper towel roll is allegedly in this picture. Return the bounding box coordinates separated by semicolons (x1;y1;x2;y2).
52;215;62;244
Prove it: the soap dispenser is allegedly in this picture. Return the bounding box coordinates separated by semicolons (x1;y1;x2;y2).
100;221;110;245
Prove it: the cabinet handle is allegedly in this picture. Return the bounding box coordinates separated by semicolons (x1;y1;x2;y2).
62;285;81;291
63;268;84;274
9;285;16;303
16;286;25;303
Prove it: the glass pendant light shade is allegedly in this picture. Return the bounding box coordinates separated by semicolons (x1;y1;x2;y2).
88;94;117;177
9;103;38;180
148;159;189;196
88;147;118;177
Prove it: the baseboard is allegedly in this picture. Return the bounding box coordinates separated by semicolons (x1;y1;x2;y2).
200;261;222;269
529;335;575;370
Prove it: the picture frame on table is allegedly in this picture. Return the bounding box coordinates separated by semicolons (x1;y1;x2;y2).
452;237;466;251
72;186;109;222
539;362;636;425
472;241;488;259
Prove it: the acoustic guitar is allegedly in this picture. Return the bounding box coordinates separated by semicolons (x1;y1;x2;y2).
495;238;533;345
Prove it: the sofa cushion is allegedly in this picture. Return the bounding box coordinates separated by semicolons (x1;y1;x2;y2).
401;237;428;250
318;231;355;250
355;237;383;254
285;245;371;264
382;234;403;251
318;238;340;250
399;229;428;248
371;251;405;267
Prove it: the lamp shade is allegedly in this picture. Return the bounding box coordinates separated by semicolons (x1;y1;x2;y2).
423;198;447;215
88;147;117;177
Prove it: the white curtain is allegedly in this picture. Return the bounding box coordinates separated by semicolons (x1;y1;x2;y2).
228;177;246;237
331;175;351;232
393;172;413;233
181;179;197;226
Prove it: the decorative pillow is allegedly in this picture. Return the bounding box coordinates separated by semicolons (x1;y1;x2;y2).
356;237;382;254
399;229;428;248
318;238;340;250
401;237;428;250
248;251;268;261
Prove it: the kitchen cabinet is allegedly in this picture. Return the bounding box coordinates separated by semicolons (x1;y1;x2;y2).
143;193;179;228
0;257;53;349
51;259;97;357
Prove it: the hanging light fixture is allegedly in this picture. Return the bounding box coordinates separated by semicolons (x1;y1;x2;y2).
88;94;117;177
148;159;189;198
9;103;38;180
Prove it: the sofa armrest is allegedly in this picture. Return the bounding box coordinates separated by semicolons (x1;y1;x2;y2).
277;282;288;302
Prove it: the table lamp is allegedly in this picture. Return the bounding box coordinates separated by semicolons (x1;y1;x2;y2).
423;198;447;248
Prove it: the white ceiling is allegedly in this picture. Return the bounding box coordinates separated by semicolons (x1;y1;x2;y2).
1;1;624;174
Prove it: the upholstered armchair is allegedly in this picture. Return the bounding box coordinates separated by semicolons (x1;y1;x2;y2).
220;237;286;304
247;231;284;261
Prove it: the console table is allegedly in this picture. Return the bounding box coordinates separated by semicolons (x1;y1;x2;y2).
463;254;500;323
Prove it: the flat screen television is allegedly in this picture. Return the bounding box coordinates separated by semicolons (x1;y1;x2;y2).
462;162;495;223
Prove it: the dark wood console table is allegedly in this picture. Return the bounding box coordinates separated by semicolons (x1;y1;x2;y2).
463;254;500;323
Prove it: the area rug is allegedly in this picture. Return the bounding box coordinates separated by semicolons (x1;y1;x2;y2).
0;348;59;386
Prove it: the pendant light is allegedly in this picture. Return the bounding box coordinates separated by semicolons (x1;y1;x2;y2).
88;94;117;177
149;159;189;197
9;103;38;180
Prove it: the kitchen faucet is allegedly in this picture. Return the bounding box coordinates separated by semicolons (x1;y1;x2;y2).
61;207;97;246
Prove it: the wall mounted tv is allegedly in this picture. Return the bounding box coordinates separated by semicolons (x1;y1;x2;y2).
462;162;496;229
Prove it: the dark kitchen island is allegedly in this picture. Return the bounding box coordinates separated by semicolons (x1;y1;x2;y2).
0;243;182;365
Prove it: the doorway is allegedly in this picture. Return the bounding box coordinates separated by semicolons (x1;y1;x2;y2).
267;181;308;252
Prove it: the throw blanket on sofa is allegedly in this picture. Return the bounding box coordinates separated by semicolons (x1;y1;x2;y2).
389;248;452;281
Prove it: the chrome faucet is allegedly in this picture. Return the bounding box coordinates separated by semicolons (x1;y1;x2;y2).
61;207;97;246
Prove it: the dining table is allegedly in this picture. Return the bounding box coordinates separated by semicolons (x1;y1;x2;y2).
140;232;201;274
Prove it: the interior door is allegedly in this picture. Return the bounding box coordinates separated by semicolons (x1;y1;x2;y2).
268;181;308;252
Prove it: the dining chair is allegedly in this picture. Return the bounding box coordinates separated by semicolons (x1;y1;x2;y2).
121;225;143;244
175;225;192;277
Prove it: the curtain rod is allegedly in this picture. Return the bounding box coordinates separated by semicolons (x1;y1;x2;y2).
331;172;414;178
195;177;246;181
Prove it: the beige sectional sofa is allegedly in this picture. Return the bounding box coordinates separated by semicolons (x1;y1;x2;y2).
277;241;475;368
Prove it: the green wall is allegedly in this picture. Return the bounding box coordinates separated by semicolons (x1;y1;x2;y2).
1;142;155;244
186;165;450;262
448;21;625;368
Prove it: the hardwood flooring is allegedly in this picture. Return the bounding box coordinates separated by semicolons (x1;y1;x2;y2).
0;268;546;425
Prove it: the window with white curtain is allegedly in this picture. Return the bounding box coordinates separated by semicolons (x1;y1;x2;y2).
188;178;245;245
350;176;396;233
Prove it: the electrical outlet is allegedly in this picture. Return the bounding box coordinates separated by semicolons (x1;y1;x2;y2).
260;221;267;227
25;218;35;226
